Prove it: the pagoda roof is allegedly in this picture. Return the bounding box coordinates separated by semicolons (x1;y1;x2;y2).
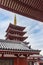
6;27;26;36
0;39;41;53
7;23;25;31
6;33;28;41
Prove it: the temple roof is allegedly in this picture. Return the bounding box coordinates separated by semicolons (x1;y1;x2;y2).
7;23;25;31
0;39;41;53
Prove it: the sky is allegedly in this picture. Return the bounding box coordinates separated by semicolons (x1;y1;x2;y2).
0;8;43;55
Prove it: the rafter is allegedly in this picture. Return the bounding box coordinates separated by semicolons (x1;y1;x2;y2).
0;0;43;22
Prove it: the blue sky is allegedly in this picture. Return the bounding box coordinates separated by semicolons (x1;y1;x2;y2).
0;8;43;55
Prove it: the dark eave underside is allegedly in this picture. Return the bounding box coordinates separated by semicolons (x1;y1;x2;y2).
6;27;26;36
9;23;25;31
0;0;43;22
6;33;28;41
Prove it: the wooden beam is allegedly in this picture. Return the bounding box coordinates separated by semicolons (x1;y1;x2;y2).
0;0;43;22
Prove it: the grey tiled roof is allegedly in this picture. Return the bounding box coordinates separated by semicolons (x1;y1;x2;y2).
0;39;40;52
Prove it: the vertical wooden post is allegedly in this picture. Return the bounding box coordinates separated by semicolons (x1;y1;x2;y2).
17;57;19;65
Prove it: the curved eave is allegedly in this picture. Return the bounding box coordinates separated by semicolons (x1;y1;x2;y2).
7;33;28;38
0;50;40;55
6;33;28;41
10;23;25;30
6;23;25;31
6;27;26;36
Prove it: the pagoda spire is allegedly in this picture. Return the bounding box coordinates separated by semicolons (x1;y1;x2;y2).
14;15;16;25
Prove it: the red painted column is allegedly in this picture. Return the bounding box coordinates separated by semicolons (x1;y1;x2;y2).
25;57;28;65
19;57;28;65
17;57;19;65
14;58;17;65
14;57;28;65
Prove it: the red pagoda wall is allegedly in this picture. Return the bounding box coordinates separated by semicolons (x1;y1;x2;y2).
14;58;17;65
14;57;28;65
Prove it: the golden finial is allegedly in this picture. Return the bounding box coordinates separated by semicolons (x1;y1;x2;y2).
14;15;16;25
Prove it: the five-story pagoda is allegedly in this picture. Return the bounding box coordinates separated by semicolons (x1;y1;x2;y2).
6;15;27;41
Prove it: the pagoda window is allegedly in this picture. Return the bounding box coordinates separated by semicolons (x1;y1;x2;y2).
9;37;14;40
18;38;20;40
17;33;18;35
20;38;21;41
10;31;14;34
15;38;17;41
14;38;15;40
16;33;17;35
14;32;15;34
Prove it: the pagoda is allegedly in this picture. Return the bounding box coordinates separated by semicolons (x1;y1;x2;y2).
0;15;43;65
6;15;27;41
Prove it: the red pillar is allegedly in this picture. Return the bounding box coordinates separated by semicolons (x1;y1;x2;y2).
14;58;17;65
17;57;19;65
19;57;28;65
14;57;28;65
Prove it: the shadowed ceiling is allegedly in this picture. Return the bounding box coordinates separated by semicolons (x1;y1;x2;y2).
0;0;43;22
